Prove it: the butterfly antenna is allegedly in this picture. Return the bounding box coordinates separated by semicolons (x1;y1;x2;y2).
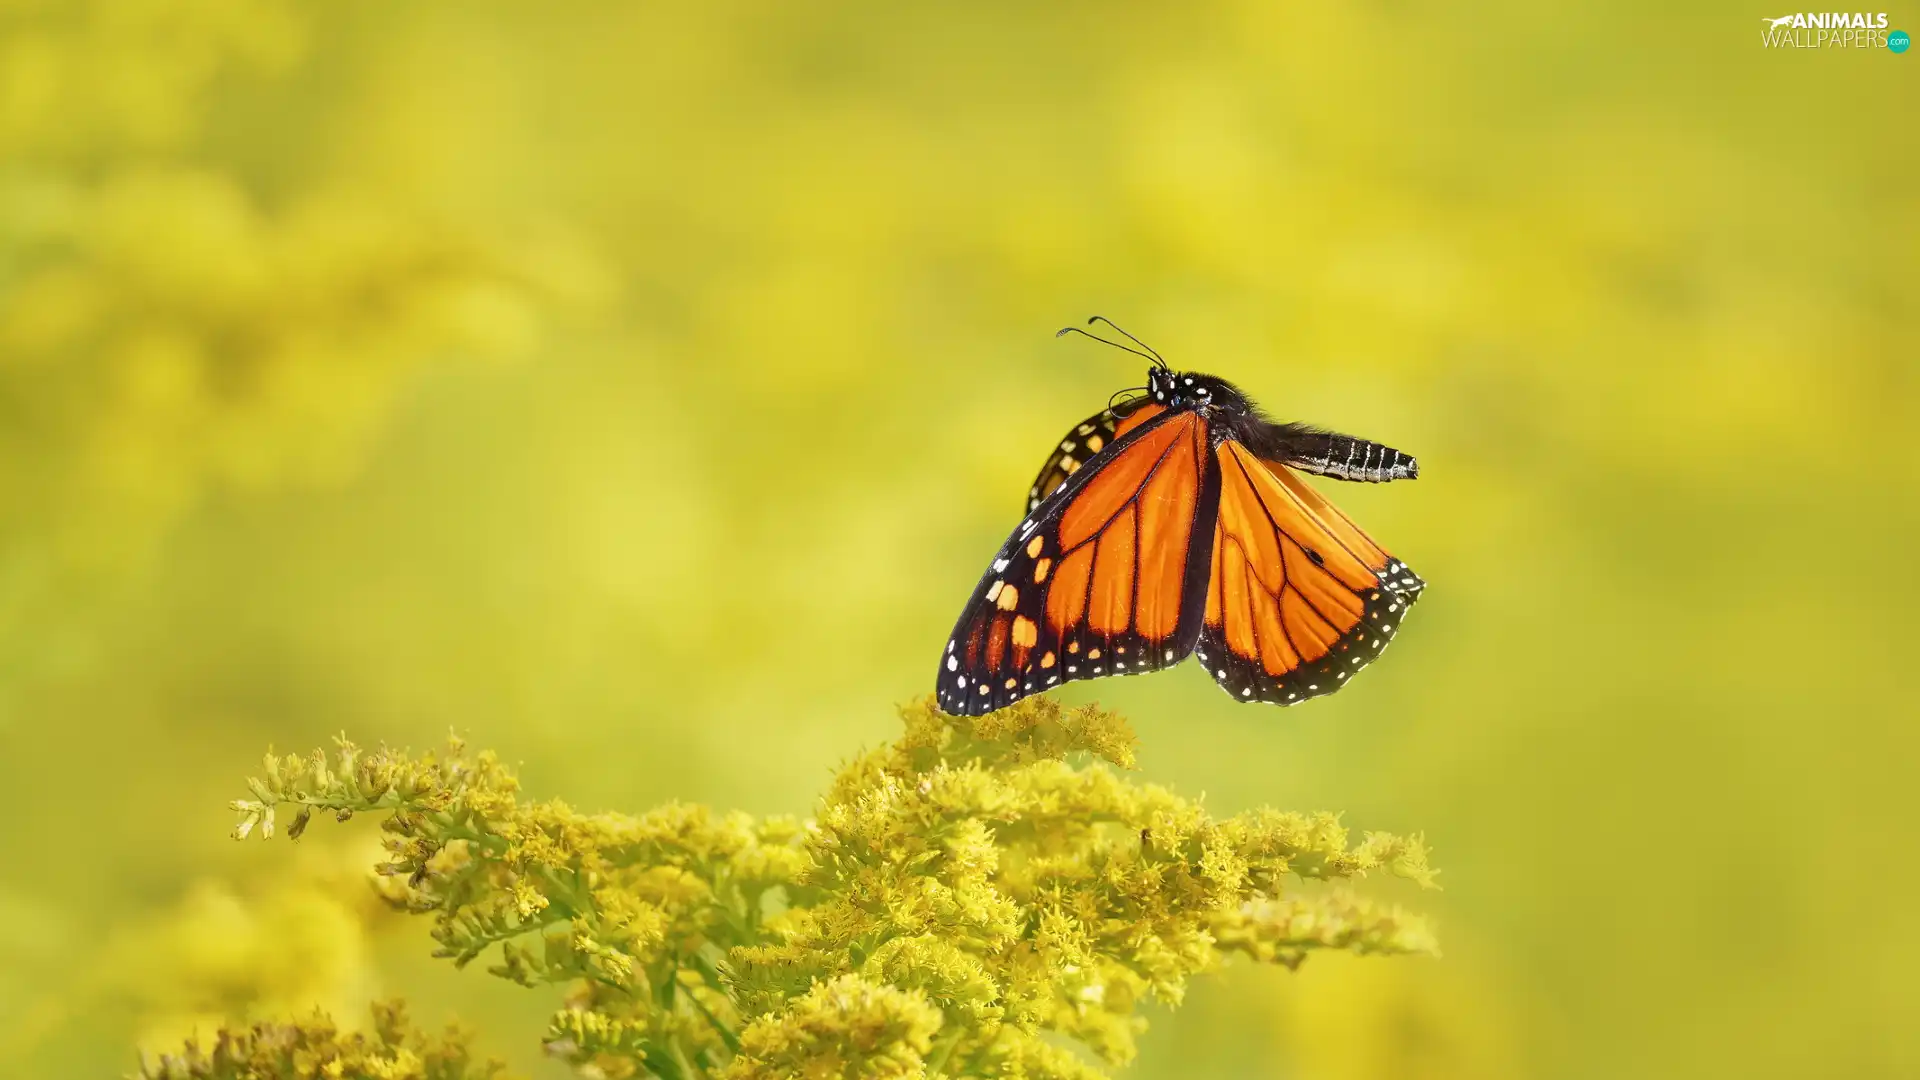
1055;325;1158;364
1107;385;1149;414
1086;316;1168;371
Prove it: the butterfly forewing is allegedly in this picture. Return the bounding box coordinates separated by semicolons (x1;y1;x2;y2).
1024;404;1169;511
939;409;1218;716
1197;442;1424;705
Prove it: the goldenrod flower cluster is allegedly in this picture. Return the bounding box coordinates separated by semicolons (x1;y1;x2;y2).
136;1000;510;1080
209;698;1436;1079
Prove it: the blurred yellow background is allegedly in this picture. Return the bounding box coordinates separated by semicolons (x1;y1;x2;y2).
1;1;1914;1077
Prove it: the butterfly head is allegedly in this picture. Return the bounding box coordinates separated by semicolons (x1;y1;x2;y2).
1147;368;1248;416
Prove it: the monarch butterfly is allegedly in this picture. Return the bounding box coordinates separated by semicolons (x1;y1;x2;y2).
936;319;1424;717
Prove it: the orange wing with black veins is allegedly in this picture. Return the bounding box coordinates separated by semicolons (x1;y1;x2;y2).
1023;403;1168;511
938;406;1216;716
1196;441;1424;705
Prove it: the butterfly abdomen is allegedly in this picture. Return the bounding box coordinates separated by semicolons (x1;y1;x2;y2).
1244;420;1420;483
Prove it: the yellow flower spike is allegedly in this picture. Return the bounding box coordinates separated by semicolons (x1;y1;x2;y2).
510;880;550;920
132;1001;513;1080
210;701;1434;1078
723;974;942;1080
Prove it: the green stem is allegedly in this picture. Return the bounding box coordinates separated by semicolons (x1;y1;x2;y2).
644;1043;688;1080
924;1020;965;1077
682;979;741;1055
440;912;569;967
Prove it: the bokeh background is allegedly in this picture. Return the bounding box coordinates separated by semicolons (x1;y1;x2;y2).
2;1;1914;1077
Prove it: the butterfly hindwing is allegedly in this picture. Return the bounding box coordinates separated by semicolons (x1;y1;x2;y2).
1197;441;1424;705
1025;408;1115;512
940;408;1218;716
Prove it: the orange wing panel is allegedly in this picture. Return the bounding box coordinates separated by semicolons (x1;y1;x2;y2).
1111;403;1166;440
1088;506;1137;635
1045;544;1095;636
1197;442;1423;705
940;408;1219;715
1059;416;1188;550
1268;460;1390;573
1134;438;1200;641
